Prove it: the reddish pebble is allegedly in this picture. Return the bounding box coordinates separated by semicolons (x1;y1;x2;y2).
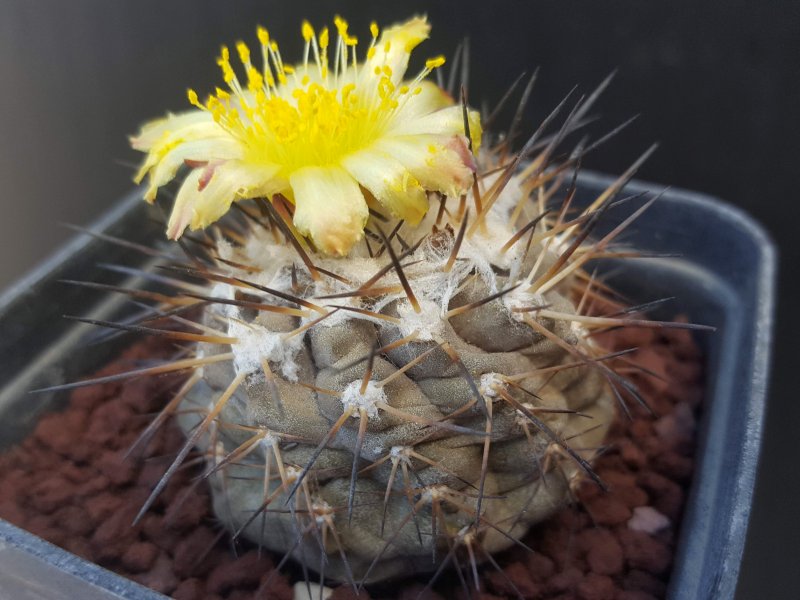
120;378;162;413
0;468;29;504
70;385;108;410
487;561;540;598
25;514;65;547
55;461;89;484
637;470;684;521
90;504;141;562
665;356;702;383
526;552;555;581
172;525;220;577
33;410;89;459
207;550;272;594
52;505;93;537
574;478;603;503
75;474;112;498
132;552;179;595
578;529;624;576
85;401;134;448
63;537;94;561
97;449;138;486
256;572;293;600
618;439;647;469
576;573;616;600
630;420;653;442
599;470;649;509
121;541;160;573
85;492;124;523
163;486;209;530
0;499;26;527
585;494;632;526
29;475;75;514
172;578;206;600
652;451;694;482
135;456;169;490
623;569;667;596
618;529;672;575
617;591;659;600
546;566;583;594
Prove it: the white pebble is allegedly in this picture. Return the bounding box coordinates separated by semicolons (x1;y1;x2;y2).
293;581;333;600
627;505;671;534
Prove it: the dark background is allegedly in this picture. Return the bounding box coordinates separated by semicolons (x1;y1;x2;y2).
0;1;796;597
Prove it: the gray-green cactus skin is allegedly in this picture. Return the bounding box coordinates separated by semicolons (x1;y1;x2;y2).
176;184;615;583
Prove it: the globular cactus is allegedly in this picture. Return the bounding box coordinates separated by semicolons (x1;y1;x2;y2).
85;14;700;590
176;191;615;582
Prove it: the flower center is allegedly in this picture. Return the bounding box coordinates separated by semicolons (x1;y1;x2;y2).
187;18;446;171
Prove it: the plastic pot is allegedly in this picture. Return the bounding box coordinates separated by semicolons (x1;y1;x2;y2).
0;173;775;599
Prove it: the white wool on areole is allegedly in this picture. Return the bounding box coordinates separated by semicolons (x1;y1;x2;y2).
396;298;444;341
244;258;295;294
208;281;238;318
317;254;387;290
240;228;299;272
212;235;236;263
479;372;504;398
258;431;279;450
339;380;387;419
309;295;374;329
227;319;304;381
570;319;590;340
503;286;547;322
445;177;534;293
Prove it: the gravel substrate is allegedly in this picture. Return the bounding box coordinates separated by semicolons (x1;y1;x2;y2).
0;322;702;599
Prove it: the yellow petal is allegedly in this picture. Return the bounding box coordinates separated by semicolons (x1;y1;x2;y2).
133;115;231;189
167;169;204;239
289;165;369;255
374;135;475;198
388;104;482;152
367;16;430;84
341;148;428;224
130;110;216;150
167;161;282;239
400;80;453;117
143;137;243;202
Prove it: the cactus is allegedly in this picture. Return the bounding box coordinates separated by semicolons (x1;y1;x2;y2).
173;185;617;583
48;14;709;592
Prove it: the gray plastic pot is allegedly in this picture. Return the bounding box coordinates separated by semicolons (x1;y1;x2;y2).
0;172;775;599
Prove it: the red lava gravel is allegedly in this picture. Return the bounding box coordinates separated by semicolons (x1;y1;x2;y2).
0;323;703;599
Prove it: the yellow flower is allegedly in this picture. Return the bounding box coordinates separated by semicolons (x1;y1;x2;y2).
131;16;482;255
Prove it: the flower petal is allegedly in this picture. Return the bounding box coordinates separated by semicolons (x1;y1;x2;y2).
142;137;243;202
341;148;428;224
167;160;283;239
167;169;204;239
130;110;217;151
368;17;430;84
388;104;482;151
374;135;475;198
395;80;453;121
289;166;369;256
133;114;232;194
